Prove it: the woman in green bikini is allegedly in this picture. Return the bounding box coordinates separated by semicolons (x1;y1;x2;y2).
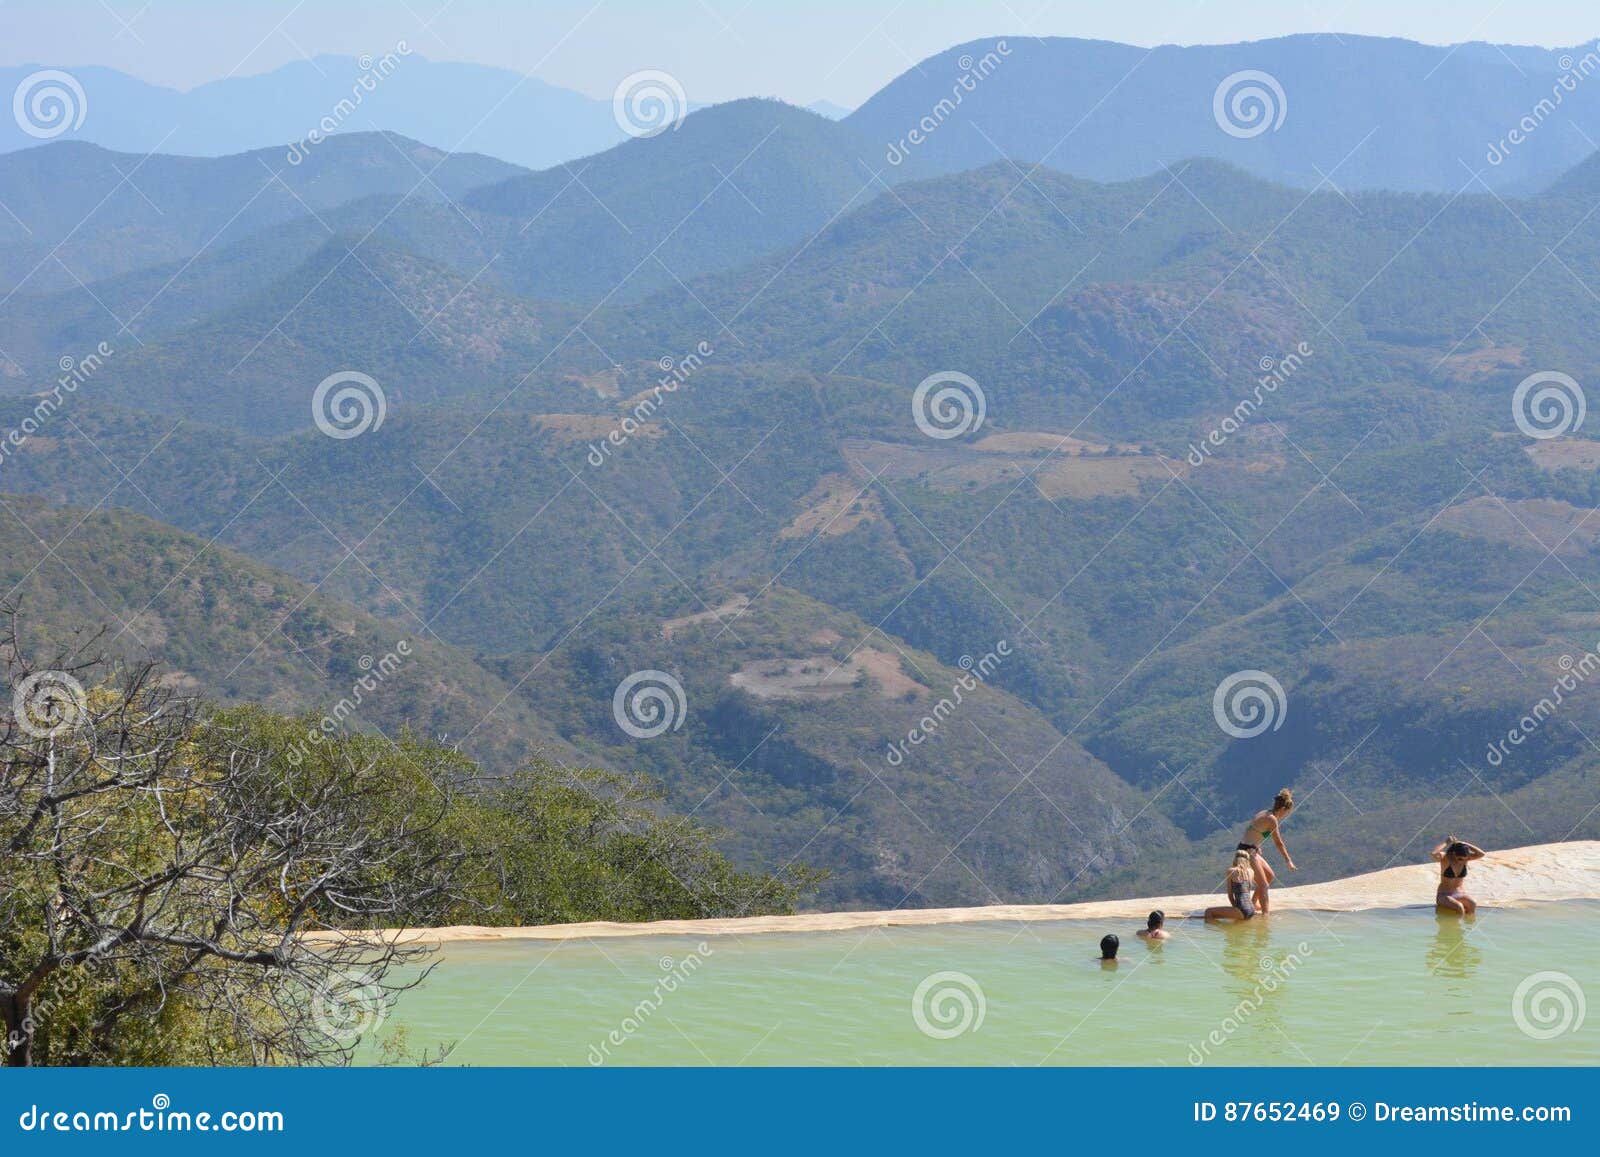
1235;788;1297;915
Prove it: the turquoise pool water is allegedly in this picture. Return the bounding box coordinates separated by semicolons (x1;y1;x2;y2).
363;904;1598;1066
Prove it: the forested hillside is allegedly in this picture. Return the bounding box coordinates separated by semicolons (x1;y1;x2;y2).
5;40;1600;909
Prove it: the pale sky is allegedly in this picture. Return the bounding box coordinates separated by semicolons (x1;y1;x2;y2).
3;0;1598;107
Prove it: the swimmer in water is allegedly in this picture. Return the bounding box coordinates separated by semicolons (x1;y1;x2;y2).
1136;910;1170;941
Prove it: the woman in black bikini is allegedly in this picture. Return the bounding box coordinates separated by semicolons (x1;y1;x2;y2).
1235;788;1298;916
1432;836;1485;914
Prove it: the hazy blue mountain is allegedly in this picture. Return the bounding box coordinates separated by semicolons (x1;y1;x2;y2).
78;235;584;432
462;99;881;304
1;56;624;169
846;34;1600;191
1543;147;1600;196
0;187;512;375
0;132;523;299
14;34;1600;195
0;101;878;380
0;102;875;376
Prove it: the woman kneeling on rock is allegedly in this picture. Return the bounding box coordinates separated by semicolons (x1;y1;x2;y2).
1433;836;1486;915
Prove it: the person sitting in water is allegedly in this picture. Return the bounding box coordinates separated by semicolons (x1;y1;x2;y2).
1432;835;1486;915
1136;910;1170;940
1099;933;1120;966
1235;788;1298;915
1204;851;1258;921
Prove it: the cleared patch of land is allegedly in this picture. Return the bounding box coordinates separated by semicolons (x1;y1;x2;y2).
568;368;621;398
1035;454;1179;499
971;431;1140;455
1435;496;1598;556
661;594;751;638
1436;342;1525;381
853;646;923;698
1525;437;1600;473
842;436;1178;499
779;473;882;539
729;645;920;700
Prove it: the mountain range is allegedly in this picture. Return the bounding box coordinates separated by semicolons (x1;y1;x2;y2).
4;33;1600;907
1;57;626;170
12;35;1600;191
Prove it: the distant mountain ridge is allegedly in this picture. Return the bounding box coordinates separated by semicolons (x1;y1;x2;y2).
0;103;881;381
844;33;1600;192
12;34;1600;192
0;132;524;297
1;55;626;169
461;99;878;304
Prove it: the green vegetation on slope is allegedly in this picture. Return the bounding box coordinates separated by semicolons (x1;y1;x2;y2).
5;128;1600;911
1;632;806;1067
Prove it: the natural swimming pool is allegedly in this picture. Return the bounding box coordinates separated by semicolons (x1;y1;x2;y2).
361;903;1598;1065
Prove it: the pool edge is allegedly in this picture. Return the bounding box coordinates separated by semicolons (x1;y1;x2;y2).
313;840;1600;943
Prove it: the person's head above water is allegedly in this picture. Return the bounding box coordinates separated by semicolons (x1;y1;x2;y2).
1100;933;1120;959
1272;787;1294;815
1146;910;1164;931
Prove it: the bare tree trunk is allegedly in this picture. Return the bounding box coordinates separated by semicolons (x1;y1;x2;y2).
2;992;32;1067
